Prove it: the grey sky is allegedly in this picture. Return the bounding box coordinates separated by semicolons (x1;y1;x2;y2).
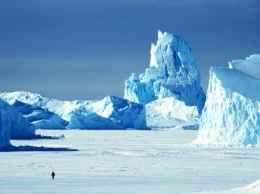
1;0;260;100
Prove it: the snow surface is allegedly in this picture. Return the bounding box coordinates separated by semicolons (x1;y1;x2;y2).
0;98;35;148
195;54;260;146
0;92;148;129
206;179;260;194
0;129;259;194
124;30;205;112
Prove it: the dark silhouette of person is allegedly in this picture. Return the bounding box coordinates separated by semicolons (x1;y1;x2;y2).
51;171;55;180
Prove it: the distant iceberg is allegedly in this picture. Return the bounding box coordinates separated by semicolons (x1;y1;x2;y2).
0;92;148;130
194;54;260;146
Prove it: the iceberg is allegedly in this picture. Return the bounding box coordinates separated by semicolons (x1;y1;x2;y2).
12;100;69;129
0;99;11;147
124;31;205;128
124;31;206;113
0;98;35;148
194;54;260;146
0;91;148;130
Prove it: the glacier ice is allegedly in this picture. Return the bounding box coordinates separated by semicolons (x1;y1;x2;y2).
0;98;35;148
0;91;148;130
12;100;69;129
194;54;260;146
0;99;11;147
229;54;260;79
124;30;205;129
145;97;199;129
124;31;206;113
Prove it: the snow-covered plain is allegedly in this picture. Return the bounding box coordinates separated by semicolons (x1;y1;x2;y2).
1;129;259;194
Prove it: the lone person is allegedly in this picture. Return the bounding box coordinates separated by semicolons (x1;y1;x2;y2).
51;171;55;180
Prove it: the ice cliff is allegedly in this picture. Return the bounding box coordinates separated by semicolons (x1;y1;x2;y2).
124;31;205;112
0;98;35;148
194;54;260;146
0;99;11;147
0;92;148;130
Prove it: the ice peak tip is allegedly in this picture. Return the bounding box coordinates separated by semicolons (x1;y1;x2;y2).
157;30;183;42
158;30;171;39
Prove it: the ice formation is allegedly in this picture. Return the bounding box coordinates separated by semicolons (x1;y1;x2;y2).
145;97;199;129
0;91;148;129
12;100;69;129
124;30;205;128
194;54;260;146
0;98;35;148
0;99;11;147
124;30;206;112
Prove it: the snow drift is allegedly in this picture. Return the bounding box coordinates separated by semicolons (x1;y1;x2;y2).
0;92;148;130
124;30;205;128
194;54;260;146
0;98;35;148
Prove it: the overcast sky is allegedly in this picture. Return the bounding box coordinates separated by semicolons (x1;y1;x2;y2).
1;0;260;100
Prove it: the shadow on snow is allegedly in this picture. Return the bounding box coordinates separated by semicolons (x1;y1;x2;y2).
11;134;65;140
0;145;78;152
0;134;78;152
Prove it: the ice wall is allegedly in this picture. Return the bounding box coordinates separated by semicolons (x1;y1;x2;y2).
195;55;260;146
0;98;35;148
0;99;11;147
124;31;205;112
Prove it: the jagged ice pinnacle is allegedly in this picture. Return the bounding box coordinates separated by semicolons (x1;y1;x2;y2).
124;30;205;112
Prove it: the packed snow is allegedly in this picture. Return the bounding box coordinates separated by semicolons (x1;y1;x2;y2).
0;92;148;130
194;54;260;146
0;129;259;194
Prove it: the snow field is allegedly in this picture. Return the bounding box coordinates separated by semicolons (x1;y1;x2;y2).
0;130;259;194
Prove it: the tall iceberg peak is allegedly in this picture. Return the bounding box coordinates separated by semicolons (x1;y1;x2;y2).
194;54;260;146
124;30;205;112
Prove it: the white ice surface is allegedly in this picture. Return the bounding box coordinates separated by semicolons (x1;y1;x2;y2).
0;130;259;194
229;54;260;79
